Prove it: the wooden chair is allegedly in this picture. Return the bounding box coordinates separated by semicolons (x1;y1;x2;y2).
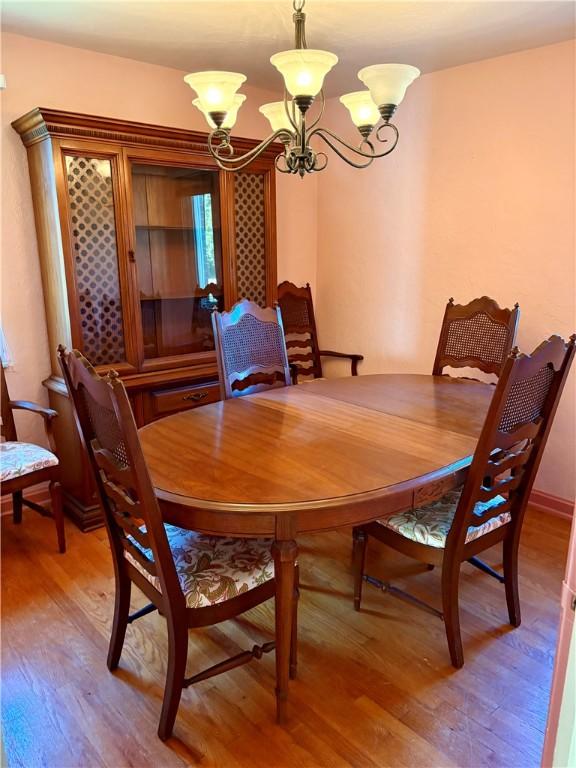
353;334;575;668
433;296;520;378
58;346;298;740
212;298;292;399
0;362;65;553
277;281;363;380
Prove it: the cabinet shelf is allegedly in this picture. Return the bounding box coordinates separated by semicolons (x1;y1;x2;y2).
140;292;222;301
136;224;197;231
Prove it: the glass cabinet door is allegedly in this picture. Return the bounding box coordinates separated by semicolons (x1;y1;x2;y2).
65;154;127;366
131;163;223;360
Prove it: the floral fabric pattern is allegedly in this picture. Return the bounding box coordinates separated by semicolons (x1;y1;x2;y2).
378;488;511;549
0;441;58;481
125;524;274;609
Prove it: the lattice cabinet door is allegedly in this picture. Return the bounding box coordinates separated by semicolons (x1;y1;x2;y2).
232;168;277;308
61;152;132;368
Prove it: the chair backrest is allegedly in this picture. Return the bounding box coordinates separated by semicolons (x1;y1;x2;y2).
433;296;520;377
0;362;17;442
277;281;322;379
447;334;575;552
58;346;184;609
212;299;292;399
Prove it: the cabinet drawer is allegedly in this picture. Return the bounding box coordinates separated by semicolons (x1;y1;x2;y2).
150;382;220;418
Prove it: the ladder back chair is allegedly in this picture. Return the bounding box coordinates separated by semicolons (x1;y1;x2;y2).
0;362;65;552
433;296;520;378
212;298;292;399
353;334;575;668
58;346;298;741
277;281;363;381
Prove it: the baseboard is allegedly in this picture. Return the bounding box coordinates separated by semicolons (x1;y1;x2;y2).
529;489;574;521
1;483;50;516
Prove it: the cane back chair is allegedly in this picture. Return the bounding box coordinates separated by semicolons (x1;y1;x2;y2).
212;299;292;399
0;362;65;552
58;346;298;740
277;281;363;381
353;334;575;668
433;296;520;378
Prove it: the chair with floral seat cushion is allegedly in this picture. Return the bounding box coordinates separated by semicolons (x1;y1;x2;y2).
126;526;274;609
0;362;65;553
278;281;363;381
432;296;520;378
381;490;511;549
58;346;298;741
353;334;575;668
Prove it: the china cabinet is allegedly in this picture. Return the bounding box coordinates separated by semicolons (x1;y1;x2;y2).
13;108;278;529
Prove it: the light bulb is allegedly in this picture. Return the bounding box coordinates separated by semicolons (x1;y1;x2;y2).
259;102;294;133
184;71;247;115
339;91;380;128
357;64;420;108
270;49;338;98
193;94;246;130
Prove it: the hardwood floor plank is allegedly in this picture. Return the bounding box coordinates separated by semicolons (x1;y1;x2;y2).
1;508;569;767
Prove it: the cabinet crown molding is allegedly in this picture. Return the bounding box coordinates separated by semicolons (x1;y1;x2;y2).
12;107;282;158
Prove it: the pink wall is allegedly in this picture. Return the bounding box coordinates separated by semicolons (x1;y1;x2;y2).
315;40;575;502
0;33;317;444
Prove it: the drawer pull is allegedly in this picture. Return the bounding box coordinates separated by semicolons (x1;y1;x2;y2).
182;392;208;402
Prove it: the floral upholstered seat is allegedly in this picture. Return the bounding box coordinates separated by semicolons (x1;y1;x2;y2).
378;488;511;549
125;524;274;609
0;441;59;482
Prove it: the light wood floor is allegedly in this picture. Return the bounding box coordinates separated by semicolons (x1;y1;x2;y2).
1;508;569;768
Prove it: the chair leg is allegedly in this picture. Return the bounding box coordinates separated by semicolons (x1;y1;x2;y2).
107;568;132;671
352;528;367;611
503;536;521;627
158;621;188;741
49;481;66;554
441;557;464;669
12;490;23;524
289;573;299;680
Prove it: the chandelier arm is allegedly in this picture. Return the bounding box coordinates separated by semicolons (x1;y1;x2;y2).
310;129;375;169
308;123;400;161
305;89;325;134
275;153;292;174
311;151;328;172
283;89;300;133
208;129;294;170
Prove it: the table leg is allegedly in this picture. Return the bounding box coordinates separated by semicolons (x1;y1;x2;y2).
272;538;298;724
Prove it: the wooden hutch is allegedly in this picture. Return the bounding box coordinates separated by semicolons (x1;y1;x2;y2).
13;108;278;530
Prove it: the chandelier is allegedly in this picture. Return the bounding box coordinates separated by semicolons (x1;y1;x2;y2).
184;0;420;177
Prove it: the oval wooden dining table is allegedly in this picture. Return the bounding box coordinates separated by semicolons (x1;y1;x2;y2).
139;373;495;723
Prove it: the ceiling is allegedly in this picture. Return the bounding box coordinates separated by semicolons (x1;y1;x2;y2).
3;0;575;96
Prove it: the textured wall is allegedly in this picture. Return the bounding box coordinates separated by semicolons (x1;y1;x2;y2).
315;40;575;500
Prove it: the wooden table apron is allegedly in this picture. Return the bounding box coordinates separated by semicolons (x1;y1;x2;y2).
139;374;494;722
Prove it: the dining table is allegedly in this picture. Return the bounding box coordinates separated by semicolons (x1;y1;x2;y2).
139;373;495;723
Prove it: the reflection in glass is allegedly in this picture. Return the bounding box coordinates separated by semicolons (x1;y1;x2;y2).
131;164;223;359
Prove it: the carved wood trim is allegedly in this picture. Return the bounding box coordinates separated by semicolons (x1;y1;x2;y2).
12;108;283;159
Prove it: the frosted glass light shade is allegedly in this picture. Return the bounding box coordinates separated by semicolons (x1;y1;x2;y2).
184;71;246;113
193;94;246;129
259;101;294;133
270;49;338;97
339;91;380;127
357;64;420;107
